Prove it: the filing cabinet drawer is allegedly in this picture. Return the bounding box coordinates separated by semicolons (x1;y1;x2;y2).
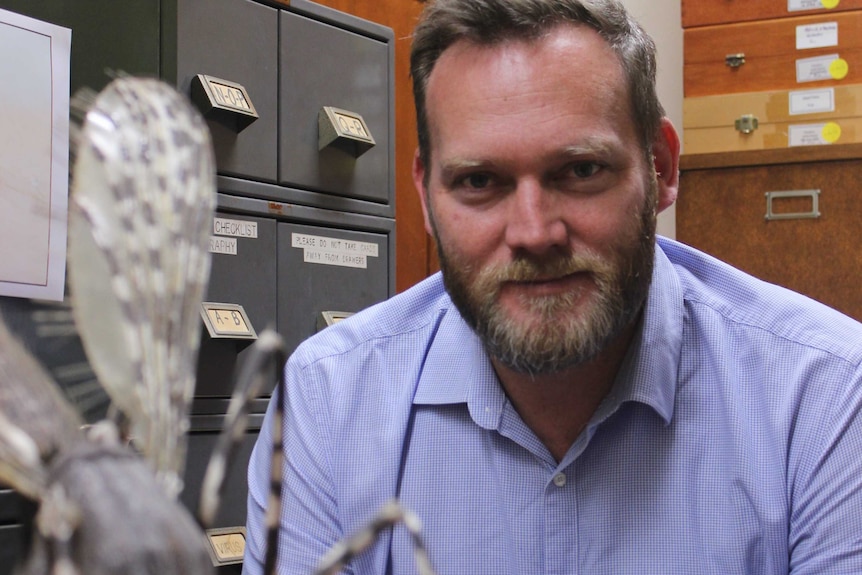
683;82;862;153
166;0;279;183
180;418;260;531
196;212;277;398
684;12;862;97
682;0;862;28
199;194;396;398
278;9;392;206
277;221;390;355
678;145;862;321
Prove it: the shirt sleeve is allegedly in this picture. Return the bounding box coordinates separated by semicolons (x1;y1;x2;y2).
788;361;862;573
243;357;347;575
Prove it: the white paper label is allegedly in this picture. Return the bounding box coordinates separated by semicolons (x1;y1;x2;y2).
292;233;379;269
789;87;835;115
303;249;368;268
209;236;238;255
788;123;829;146
796;53;839;82
788;0;827;11
213;217;258;238
797;22;838;50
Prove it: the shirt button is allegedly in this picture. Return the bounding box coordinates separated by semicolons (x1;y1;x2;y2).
553;473;567;487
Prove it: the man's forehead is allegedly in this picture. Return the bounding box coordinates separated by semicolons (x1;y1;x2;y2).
424;24;629;126
433;22;613;67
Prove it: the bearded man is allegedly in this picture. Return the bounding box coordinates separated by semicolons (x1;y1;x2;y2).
243;1;862;574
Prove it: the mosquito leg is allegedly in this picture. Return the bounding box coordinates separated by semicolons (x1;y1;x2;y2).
198;329;286;529
263;336;287;575
312;500;438;575
38;485;82;575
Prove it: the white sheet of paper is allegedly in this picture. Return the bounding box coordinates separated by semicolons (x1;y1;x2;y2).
0;8;70;301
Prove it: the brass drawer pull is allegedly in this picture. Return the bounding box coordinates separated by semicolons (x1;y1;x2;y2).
765;189;821;221
735;114;759;135
725;53;746;68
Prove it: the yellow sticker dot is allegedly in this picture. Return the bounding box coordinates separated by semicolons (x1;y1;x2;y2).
829;58;849;80
821;0;840;8
822;122;842;143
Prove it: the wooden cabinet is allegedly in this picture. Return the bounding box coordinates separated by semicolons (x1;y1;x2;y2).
684;11;862;98
682;0;862;28
677;144;862;321
682;3;862;154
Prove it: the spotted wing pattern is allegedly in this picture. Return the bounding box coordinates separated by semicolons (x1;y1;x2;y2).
67;77;217;497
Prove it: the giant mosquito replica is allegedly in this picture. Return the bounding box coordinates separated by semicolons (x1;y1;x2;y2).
0;77;436;575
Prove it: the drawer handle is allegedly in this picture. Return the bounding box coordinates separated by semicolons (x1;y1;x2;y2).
318;106;376;158
765;189;821;221
190;74;259;131
735;114;759;135
725;53;746;68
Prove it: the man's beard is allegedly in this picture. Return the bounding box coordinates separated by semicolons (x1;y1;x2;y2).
432;178;658;376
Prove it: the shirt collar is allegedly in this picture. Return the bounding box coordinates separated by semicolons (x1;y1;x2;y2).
413;299;507;429
413;240;684;428
597;240;683;426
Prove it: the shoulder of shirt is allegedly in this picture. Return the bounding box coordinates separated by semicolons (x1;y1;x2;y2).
288;272;452;367
658;236;862;365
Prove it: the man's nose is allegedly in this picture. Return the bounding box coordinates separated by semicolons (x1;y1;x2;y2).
504;180;568;254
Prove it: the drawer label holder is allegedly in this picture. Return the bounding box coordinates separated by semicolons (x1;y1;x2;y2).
205;527;247;566
200;302;257;342
317;310;354;331
191;74;259;131
765;189;821;221
318;106;376;157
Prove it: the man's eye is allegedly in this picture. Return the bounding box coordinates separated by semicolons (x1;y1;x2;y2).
571;162;601;178
463;173;491;188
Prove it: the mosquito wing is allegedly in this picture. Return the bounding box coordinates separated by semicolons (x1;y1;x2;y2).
67;76;217;497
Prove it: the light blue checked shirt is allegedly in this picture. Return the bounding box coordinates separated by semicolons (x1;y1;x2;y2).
243;237;862;575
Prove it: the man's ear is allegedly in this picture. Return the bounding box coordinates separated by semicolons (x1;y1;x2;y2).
412;148;435;235
652;117;680;213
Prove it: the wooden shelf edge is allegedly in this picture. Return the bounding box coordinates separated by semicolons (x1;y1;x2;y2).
680;143;862;171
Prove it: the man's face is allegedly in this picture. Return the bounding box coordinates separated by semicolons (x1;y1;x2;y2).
413;25;668;375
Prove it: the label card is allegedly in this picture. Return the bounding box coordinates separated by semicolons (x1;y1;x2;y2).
796;54;840;82
209;236;238;255
789;87;835;114
789;123;830;146
788;0;832;11
797;22;838;50
213;217;258;238
292;232;379;269
204;528;247;567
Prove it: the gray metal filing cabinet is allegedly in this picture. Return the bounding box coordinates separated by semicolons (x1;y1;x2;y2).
0;0;395;572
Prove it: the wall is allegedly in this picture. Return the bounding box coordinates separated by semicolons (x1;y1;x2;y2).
620;0;684;239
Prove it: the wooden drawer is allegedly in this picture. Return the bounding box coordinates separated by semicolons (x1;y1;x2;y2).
677;144;862;321
683;83;862;153
682;0;862;28
684;12;862;97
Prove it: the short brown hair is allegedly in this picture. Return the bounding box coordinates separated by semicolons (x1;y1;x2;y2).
410;0;664;169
